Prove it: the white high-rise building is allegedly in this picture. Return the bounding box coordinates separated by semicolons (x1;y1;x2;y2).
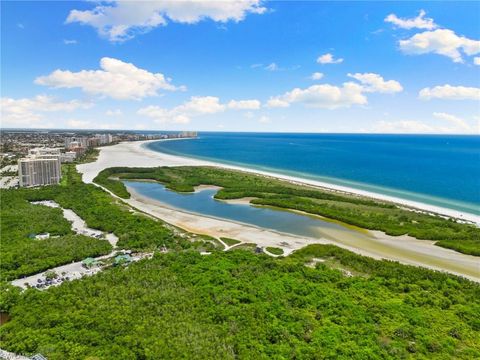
18;158;61;187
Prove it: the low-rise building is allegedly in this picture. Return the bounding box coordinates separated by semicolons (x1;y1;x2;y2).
70;146;86;157
28;147;61;157
60;151;77;163
114;254;133;266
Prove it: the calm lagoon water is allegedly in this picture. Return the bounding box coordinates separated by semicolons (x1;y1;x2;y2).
124;181;361;240
146;133;480;215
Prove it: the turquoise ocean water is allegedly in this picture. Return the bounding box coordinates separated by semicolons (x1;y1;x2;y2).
146;133;480;215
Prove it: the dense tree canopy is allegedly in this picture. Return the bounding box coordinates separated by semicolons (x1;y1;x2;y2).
1;248;479;359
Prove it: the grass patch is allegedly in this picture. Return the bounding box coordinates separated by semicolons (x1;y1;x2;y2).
435;239;480;256
220;237;241;246
231;243;257;252
266;247;284;255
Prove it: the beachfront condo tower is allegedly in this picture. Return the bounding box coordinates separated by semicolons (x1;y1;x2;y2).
18;157;61;187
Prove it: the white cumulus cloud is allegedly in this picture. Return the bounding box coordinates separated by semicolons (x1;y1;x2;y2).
317;53;343;64
1;95;92;127
176;96;226;115
399;29;480;63
347;73;403;93
268;73;402;109
227;99;261;110
267;82;366;110
258;115;270;124
310;72;324;80
66;0;267;42
67;119;92;129
138;96;261;124
106;109;123;116
138;106;191;125
372;120;435;134
474;57;480;66
419;85;480;100
35;57;183;100
266;98;290;108
372;116;477;134
384;10;437;30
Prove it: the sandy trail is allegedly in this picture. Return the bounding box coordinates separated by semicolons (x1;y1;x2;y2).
31;200;119;247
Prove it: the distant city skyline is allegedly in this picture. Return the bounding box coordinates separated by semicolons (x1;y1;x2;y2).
1;1;479;134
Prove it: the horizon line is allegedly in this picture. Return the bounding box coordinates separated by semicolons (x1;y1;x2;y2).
1;128;479;136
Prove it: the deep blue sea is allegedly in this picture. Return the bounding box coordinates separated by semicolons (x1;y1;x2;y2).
146;133;480;215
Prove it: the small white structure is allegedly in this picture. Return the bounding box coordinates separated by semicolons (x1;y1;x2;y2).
60;151;77;163
35;233;50;240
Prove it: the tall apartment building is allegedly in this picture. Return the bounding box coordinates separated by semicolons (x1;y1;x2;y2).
18;158;61;187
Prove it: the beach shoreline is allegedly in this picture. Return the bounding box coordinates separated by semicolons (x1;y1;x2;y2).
78;139;480;225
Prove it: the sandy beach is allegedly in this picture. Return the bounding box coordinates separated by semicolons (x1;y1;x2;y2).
76;140;480;282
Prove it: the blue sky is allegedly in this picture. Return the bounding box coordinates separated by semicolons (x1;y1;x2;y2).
1;1;479;133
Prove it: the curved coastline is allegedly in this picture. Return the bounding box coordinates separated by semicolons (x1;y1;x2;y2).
78;139;480;225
